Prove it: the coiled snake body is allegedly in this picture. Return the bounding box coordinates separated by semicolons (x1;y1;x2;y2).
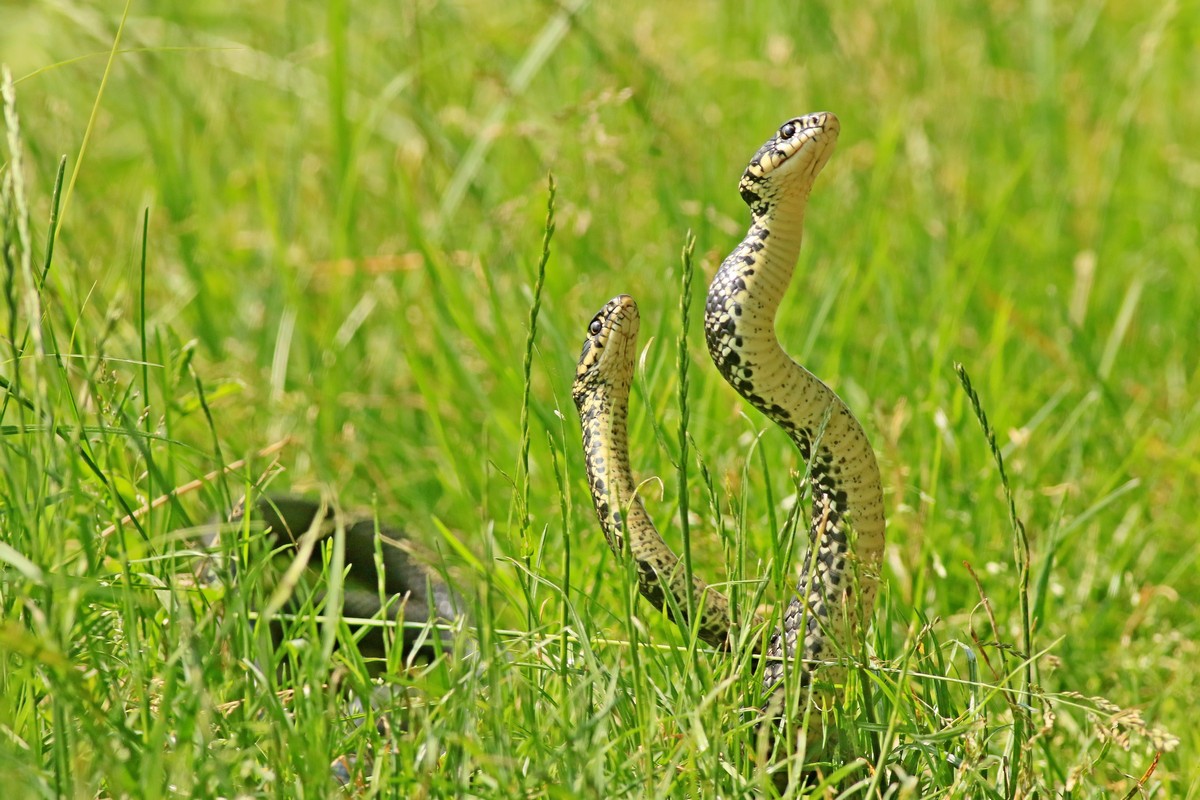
574;112;885;756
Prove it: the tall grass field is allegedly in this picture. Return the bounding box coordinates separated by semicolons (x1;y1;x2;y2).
1;1;1196;797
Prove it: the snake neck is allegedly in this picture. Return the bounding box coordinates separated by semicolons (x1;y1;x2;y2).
581;378;692;622
746;194;811;307
709;193;811;382
578;381;642;555
704;191;817;410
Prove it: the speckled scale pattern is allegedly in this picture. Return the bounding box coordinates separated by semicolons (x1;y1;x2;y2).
573;295;735;649
703;113;887;700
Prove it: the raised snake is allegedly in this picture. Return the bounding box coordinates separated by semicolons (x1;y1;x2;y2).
572;295;739;649
574;112;886;758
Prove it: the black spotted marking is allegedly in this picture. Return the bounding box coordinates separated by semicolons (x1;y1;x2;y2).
638;563;666;608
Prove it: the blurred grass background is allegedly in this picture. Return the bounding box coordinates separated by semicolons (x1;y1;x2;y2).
1;0;1196;796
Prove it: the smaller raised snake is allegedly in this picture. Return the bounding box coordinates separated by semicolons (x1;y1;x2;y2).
572;295;739;648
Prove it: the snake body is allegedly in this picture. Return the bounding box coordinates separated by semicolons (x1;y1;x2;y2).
208;495;469;788
574;113;885;762
213;494;467;667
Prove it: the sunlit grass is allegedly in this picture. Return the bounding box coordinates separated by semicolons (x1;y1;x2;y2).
1;1;1196;796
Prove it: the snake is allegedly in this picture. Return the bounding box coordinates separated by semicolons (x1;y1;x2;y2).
572;295;739;649
573;112;885;765
205;494;469;788
212;494;467;668
704;111;886;698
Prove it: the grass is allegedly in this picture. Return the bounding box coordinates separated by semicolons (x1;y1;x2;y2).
1;0;1197;796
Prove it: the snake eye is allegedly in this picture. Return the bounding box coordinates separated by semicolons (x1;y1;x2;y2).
588;319;603;336
779;121;797;139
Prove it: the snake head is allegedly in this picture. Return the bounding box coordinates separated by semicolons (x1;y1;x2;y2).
571;294;640;410
739;112;840;213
